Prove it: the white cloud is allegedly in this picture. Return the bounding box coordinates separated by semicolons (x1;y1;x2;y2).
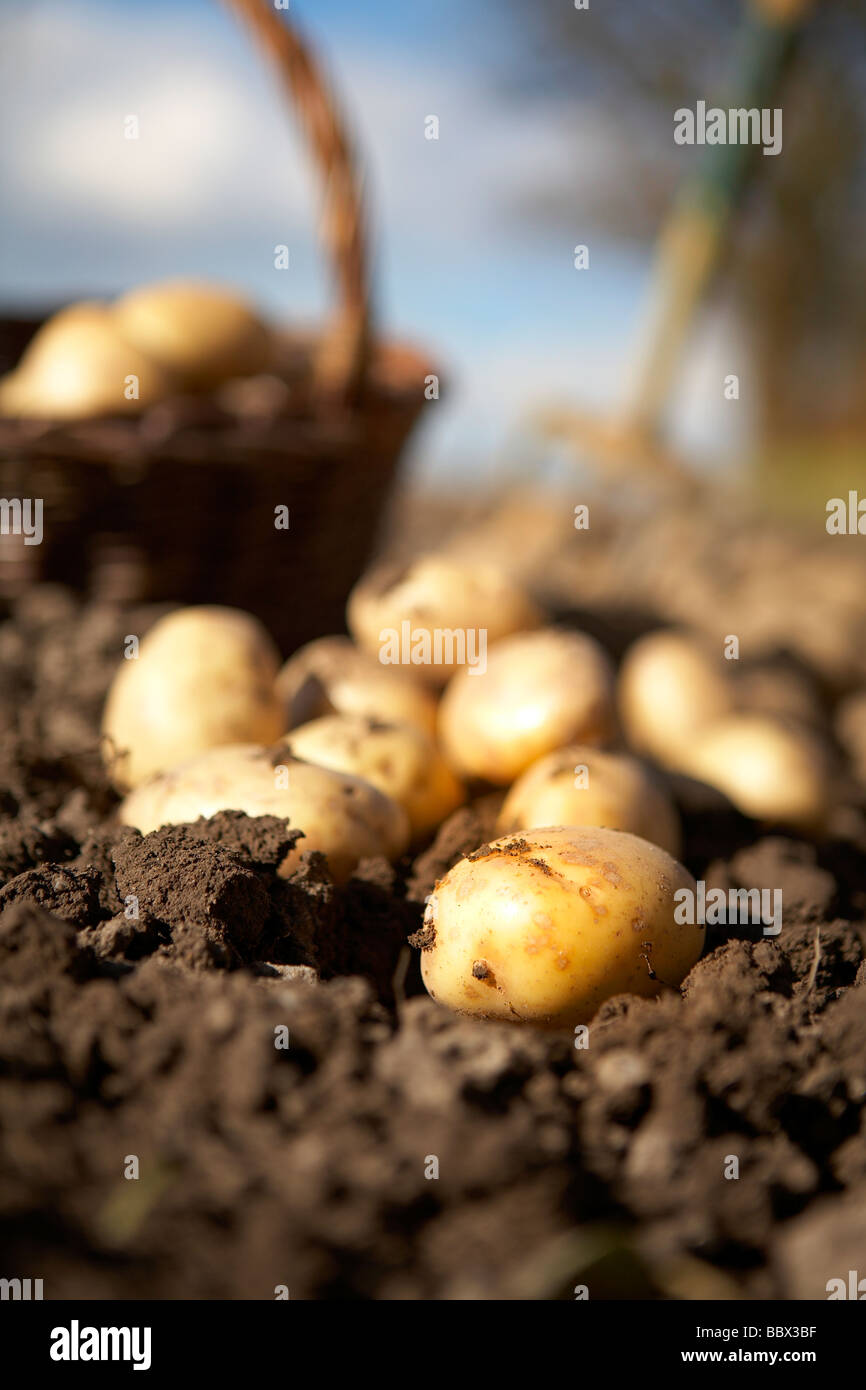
2;3;608;249
3;6;313;234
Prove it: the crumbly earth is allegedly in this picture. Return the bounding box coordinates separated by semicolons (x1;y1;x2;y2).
1;584;866;1299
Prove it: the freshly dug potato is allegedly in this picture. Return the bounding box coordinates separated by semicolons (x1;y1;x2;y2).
114;280;270;387
347;555;543;686
618;629;733;770
287;713;464;841
118;743;410;882
277;636;437;736
438;629;615;785
684;713;830;831
497;746;681;857
102;606;285;790
418;826;702;1028
0;302;176;419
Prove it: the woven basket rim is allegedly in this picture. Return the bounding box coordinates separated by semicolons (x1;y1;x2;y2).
0;320;436;466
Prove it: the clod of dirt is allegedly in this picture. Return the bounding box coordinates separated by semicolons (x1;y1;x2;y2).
0;865;104;928
0;900;95;989
775;1188;866;1299
111;826;272;967
0;806;77;886
728;838;837;924
407;794;502;902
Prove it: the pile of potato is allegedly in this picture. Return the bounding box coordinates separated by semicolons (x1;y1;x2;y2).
101;549;834;1029
0;281;272;419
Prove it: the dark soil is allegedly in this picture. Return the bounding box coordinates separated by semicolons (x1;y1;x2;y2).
2;584;866;1299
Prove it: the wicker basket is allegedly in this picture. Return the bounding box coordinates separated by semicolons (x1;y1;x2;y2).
0;0;433;653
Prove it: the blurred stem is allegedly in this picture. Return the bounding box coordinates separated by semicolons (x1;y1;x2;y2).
624;0;816;442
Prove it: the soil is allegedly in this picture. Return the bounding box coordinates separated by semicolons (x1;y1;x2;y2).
2;580;866;1299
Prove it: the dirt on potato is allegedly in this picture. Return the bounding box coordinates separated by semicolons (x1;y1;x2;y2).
2;580;866;1299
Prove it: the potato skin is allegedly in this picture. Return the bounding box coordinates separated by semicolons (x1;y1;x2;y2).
287;714;464;841
277;636;437;736
497;746;681;858
118;744;410;882
114;280;270;386
419;826;701;1029
618;629;733;769
347;555;543;686
0;302;176;419
438;629;615;785
685;713;829;831
102;606;286;790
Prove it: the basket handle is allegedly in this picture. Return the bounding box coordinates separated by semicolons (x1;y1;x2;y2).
223;0;372;403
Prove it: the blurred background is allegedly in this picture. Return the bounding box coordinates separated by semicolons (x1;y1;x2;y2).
1;0;865;504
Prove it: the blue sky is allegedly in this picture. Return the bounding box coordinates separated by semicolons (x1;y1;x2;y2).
0;0;748;486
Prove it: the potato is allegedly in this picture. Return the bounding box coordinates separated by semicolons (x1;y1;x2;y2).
418;826;702;1028
102;606;285;790
684;713;830;831
277;636;437;736
497;746;681;857
347;554;543;686
114;280;270;387
287;713;464;841
0;302;176;419
118;743;410;882
618;629;733;770
438;629;615;784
